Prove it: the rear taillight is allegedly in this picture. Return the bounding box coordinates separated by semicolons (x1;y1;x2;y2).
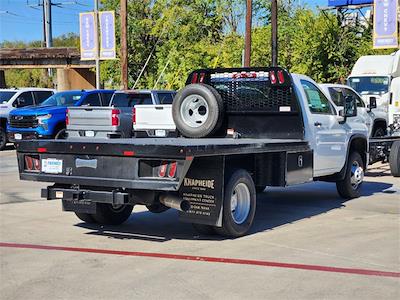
65;109;69;125
111;109;120;126
132;107;136;125
270;70;277;84
24;155;40;172
168;162;177;178
277;70;285;84
158;161;168;177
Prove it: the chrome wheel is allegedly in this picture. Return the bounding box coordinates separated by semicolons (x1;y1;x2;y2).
350;161;364;190
230;183;251;224
180;94;209;128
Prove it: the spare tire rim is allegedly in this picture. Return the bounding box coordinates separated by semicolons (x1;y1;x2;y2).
350;161;364;190
180;94;209;128
230;183;251;224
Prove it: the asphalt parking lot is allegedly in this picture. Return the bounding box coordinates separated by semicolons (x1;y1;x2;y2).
0;146;399;300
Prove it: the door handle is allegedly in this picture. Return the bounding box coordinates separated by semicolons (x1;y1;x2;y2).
314;122;322;127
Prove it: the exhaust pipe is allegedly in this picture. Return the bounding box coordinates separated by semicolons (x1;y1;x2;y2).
159;194;191;212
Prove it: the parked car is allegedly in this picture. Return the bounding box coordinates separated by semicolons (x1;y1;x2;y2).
66;90;176;139
319;83;388;137
7;89;114;141
0;88;55;150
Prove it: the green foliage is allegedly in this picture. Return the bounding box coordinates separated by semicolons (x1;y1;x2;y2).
1;2;396;89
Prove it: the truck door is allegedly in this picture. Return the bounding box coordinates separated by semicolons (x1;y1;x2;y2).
301;80;347;175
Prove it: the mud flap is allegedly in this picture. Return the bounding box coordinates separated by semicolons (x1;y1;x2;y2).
178;156;224;226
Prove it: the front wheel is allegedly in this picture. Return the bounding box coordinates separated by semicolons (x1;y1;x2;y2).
336;152;364;199
215;169;256;238
0;126;7;151
92;203;133;225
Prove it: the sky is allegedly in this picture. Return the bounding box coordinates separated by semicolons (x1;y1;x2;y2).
0;0;341;43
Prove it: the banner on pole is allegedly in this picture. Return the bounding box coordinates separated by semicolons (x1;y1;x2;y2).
79;12;97;60
99;11;116;60
373;0;399;49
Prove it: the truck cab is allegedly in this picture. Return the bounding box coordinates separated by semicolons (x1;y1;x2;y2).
348;50;400;135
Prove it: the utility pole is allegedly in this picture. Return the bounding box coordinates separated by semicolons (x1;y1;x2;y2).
271;0;278;67
94;0;100;89
121;0;128;89
44;0;53;48
244;0;252;67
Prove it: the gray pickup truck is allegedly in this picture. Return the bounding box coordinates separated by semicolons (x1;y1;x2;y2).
66;90;176;139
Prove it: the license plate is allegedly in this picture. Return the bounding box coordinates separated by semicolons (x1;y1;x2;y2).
155;130;166;137
85;130;95;137
14;133;22;140
42;158;63;174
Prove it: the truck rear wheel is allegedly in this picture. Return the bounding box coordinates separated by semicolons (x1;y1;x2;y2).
172;84;224;138
215;169;256;238
74;212;97;223
336;152;364;199
0;126;6;151
389;141;400;177
92;203;133;225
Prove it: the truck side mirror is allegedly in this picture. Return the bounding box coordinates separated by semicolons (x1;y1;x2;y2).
344;95;357;118
368;97;377;111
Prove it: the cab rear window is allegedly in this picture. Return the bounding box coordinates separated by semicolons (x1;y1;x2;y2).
111;93;153;107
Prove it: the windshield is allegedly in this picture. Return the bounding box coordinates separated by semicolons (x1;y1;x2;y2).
0;91;17;103
348;76;390;95
40;91;82;107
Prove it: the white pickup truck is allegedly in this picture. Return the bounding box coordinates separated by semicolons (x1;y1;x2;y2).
67;90;176;139
15;67;371;237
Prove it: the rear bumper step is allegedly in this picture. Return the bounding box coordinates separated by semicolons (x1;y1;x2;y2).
41;186;130;205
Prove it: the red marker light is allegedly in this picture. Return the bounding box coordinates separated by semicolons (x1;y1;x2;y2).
168;162;177;178
111;109;120;126
123;151;135;156
158;162;168;177
270;71;277;84
277;70;285;84
37;147;47;153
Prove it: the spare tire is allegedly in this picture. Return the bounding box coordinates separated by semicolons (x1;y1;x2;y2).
172;84;224;138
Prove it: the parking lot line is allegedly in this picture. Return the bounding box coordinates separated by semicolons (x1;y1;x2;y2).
1;242;399;278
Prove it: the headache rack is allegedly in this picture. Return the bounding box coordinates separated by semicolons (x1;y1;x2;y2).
186;67;304;139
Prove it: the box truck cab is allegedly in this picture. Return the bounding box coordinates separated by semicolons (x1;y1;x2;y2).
348;50;400;136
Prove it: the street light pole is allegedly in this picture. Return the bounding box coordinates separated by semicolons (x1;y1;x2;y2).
94;0;100;89
244;0;252;67
271;0;278;67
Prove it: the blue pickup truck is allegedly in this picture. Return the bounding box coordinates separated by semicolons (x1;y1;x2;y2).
8;89;114;140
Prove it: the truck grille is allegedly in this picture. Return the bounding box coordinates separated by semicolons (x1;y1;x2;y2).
9;115;38;128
